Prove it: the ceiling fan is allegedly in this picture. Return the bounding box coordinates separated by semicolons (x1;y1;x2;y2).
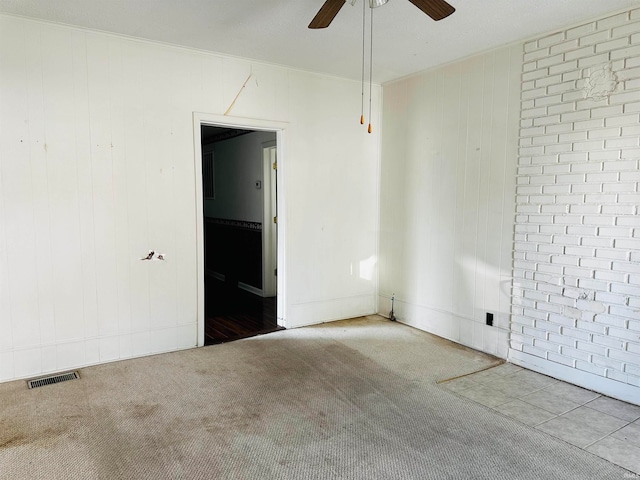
309;0;455;29
309;0;455;133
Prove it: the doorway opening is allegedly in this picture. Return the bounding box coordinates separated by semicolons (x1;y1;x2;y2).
200;125;282;344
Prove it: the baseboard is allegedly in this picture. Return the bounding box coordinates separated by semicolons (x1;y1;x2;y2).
377;295;510;359
509;349;640;406
286;294;376;329
238;282;263;297
1;324;197;384
206;272;263;297
207;270;225;281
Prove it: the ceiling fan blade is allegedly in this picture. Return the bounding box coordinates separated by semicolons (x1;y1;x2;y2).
309;0;346;29
407;0;455;21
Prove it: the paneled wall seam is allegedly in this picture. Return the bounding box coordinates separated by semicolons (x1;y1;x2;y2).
35;22;50;352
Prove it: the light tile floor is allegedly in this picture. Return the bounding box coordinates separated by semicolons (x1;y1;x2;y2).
441;363;640;475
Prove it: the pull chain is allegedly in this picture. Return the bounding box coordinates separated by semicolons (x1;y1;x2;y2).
368;3;374;134
360;0;366;125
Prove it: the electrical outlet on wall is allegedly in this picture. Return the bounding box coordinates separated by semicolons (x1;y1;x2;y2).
486;312;494;326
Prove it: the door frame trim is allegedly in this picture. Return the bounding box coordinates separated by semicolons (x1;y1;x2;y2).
193;112;288;347
262;140;277;298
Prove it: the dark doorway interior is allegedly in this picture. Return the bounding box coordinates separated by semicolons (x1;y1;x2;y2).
201;125;282;345
204;276;278;344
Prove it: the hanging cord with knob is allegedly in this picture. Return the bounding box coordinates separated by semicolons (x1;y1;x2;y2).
360;0;366;125
368;3;374;134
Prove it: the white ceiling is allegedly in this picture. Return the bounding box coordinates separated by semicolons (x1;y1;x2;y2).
1;0;639;84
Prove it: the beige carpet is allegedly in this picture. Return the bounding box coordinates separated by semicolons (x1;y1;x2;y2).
0;315;628;479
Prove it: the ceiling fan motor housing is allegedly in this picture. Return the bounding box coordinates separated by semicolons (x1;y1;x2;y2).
345;0;390;7
309;0;455;29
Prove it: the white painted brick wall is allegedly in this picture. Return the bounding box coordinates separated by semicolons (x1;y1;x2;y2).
514;8;640;391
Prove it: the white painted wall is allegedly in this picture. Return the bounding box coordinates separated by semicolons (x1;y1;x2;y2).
203;131;276;222
0;15;380;382
511;7;640;405
378;45;522;358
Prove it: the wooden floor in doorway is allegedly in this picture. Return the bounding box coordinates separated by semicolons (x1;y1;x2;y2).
204;276;282;345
